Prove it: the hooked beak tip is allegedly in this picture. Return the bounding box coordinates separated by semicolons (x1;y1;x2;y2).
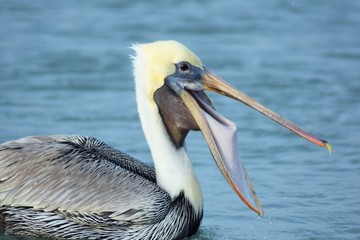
322;140;332;155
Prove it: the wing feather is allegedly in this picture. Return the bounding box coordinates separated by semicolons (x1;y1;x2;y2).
0;135;170;225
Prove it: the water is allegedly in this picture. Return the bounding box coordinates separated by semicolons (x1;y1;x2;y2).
0;0;359;239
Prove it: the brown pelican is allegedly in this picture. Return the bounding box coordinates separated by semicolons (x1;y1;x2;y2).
0;40;331;239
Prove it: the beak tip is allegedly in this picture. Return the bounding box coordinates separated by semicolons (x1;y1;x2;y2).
258;210;264;218
322;140;332;155
254;201;264;217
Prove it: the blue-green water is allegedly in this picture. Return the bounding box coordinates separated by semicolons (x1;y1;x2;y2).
0;1;359;239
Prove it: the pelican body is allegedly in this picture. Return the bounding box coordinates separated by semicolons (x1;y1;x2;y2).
0;41;330;239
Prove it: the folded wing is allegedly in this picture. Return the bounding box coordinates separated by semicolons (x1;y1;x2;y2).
0;135;170;226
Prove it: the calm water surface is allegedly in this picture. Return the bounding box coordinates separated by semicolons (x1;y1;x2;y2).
0;1;359;239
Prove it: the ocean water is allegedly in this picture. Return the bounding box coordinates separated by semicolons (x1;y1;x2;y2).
0;0;359;239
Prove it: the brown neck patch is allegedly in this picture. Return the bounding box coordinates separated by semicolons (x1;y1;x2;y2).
154;85;200;148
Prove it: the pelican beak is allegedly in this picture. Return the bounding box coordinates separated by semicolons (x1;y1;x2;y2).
166;67;331;216
201;69;331;152
178;85;264;216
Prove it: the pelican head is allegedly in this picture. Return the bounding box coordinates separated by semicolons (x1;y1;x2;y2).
132;40;331;216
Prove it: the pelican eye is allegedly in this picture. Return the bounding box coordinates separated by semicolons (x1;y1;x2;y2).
178;61;191;72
